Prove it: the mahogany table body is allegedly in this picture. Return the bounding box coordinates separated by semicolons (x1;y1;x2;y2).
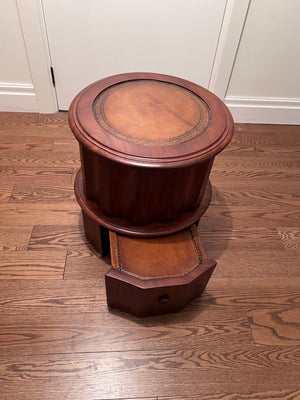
69;73;233;317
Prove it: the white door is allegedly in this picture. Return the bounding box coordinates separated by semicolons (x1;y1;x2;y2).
42;0;227;110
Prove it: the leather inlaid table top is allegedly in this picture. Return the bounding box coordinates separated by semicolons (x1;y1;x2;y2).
69;72;233;168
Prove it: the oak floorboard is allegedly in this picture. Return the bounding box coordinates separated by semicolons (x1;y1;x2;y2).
0;226;33;251
198;205;299;230
0;166;74;184
0;181;14;202
0;114;299;399
247;308;300;345
276;227;300;251
52;136;79;152
159;389;300;400
38;111;69;125
0;123;72;140
0;309;253;356
204;249;300;278
10;183;74;203
28;225;88;250
0;149;80;167
211;186;299;208
63;255;111;279
192;277;300;309
0;111;39;124
0;134;54;151
0;356;299;400
0;203;81;225
221;139;300;155
0;250;66;279
0;279;107;314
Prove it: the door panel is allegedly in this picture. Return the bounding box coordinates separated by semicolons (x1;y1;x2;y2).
42;0;226;110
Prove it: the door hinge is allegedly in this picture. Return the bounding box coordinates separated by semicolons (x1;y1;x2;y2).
50;66;56;86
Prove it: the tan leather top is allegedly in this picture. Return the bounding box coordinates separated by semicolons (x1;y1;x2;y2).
69;73;233;167
110;225;205;279
93;80;210;146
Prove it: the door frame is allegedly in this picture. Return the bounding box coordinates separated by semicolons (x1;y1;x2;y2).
17;0;250;113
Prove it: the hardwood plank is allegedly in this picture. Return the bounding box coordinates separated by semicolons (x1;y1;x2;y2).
211;187;300;208
0;203;80;225
0;345;299;375
0;309;252;356
195;277;300;310
233;123;300;144
248;308;300;346
28;225;87;250
10;184;74;203
0;351;299;400
0;150;80;167
206;250;300;278
0;122;73;139
52;137;79;152
234;122;300;135
0;135;54;151
0;250;66;279
211;164;299;182
0;166;74;185
38;111;68;125
0;111;39;124
276;227;300;251
0;279;106;314
160;389;300;400
198;224;282;251
221;143;300;158
0;181;14;202
213;154;300;170
199;205;299;230
0;226;32;251
64;253;111;280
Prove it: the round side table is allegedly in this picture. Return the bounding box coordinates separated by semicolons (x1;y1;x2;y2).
69;73;233;317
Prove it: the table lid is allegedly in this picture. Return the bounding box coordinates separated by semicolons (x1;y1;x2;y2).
69;73;233;167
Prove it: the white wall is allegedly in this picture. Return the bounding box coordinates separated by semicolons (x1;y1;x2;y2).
1;0;300;124
225;0;300;124
0;0;38;112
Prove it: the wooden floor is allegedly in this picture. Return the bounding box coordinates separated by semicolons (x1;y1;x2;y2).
0;112;299;400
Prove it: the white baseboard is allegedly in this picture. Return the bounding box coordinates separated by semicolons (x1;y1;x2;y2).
225;96;300;124
0;83;38;112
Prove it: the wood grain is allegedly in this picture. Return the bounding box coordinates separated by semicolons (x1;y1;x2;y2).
0;279;106;314
0;135;54;151
0;150;80;167
0;226;32;251
0;251;66;279
0;310;254;356
248;308;300;345
0;166;74;184
0;113;299;399
160;389;300;400
0;181;14;202
28;225;87;250
0;203;80;225
276;227;300;251
0;352;299;400
10;183;74;203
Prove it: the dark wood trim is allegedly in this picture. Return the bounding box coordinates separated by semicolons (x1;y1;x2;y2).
75;168;212;237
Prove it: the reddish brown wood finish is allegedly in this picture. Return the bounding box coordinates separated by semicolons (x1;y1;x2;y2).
69;73;233;236
74;168;212;237
106;226;216;317
81;211;110;257
105;260;216;317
